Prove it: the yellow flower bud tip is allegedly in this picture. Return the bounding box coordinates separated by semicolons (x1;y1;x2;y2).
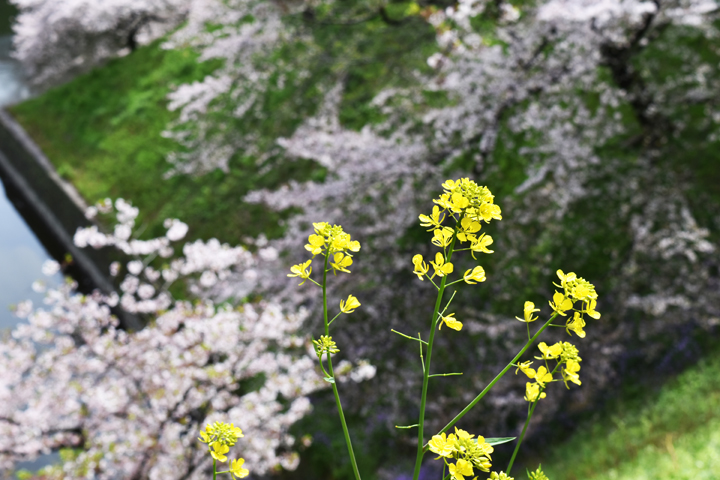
340;295;361;314
439;313;463;331
230;458;250;478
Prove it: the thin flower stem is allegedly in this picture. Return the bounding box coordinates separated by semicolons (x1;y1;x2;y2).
213;459;217;480
506;402;534;475
412;236;457;480
506;362;562;474
392;329;428;345
419;333;426;374
428;372;463;377
422;312;559;453
322;254;362;480
438;290;457;316
327;312;342;326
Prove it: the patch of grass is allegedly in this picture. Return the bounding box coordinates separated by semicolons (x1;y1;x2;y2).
539;345;720;480
9;41;290;243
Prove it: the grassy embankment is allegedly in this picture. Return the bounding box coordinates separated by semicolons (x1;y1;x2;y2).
8;42;293;244
539;344;720;480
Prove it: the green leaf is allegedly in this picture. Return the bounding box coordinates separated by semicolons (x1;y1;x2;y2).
323;376;335;384
483;437;516;446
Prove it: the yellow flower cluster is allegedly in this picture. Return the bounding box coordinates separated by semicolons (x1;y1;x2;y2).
515;342;583;402
411;179;501;335
547;270;600;339
428;427;494;480
288;222;361;284
198;422;249;478
413;179;501;282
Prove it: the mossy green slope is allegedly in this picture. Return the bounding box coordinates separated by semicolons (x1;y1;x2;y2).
541;346;720;480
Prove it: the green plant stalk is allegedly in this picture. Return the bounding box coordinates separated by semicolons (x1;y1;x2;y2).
322;254;362;480
506;361;562;474
412;237;457;480
423;312;559;453
213;458;217;480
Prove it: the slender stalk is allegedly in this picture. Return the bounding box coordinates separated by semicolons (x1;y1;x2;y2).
506;402;535;474
213;459;217;480
506;361;562;474
423;312;559;453
322;254;362;480
412;237;457;480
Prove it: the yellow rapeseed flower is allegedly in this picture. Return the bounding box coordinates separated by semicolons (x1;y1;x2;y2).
457;216;481;243
428;432;455;458
565;312;586;338
524;382;546;402
470;234;494;259
430;252;454;278
515;360;536;379
439;313;463;331
431;227;455;248
583;298;601;319
533;366;553;388
536;342;563;360
330;252;353;274
449;459;474;480
562;359;582;388
340;295;361;314
211;442;229;463
305;234;325;255
549;291;573;316
287;260;312;285
230;458;250;478
419;206;445;231
412;254;429;280
516;301;540;323
463;266;486;284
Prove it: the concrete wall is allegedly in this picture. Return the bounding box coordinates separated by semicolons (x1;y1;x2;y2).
0;109;141;330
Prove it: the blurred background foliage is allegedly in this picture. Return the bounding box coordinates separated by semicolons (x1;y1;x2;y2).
3;0;720;478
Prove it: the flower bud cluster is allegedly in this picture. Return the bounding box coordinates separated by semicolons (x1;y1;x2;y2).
428;427;494;479
199;422;249;478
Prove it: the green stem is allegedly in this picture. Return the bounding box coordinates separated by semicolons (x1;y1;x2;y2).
412;237;457;480
506;402;535;474
423;312;559;453
322;254;362;480
507;361;562;474
213;459;217;480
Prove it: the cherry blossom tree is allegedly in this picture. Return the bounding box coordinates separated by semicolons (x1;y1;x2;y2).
11;0;190;86
0;199;375;479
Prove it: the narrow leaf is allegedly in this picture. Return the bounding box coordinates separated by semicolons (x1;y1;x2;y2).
483;437;516;446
